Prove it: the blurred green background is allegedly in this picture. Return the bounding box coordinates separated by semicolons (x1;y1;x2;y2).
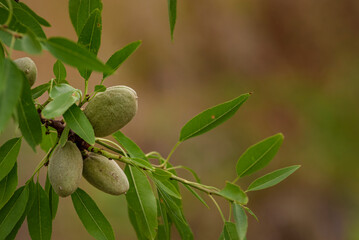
1;0;359;239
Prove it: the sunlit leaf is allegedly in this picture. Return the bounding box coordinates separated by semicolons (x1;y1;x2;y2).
236;133;284;177
42;91;79;119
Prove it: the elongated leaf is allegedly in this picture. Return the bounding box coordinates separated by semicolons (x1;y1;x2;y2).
0;138;21;182
232;203;247;240
17;2;51;27
16;77;42;151
42;91;79;119
0;59;23;132
236;133;284;177
0;42;4;59
183;184;209;208
218;182;248;205
63;104;95;145
156;200;170;240
44;174;59;220
5;180;36;240
53;60;67;83
219;222;239;240
0;185;29;239
32;82;50;99
73;0;102;36
127;207;146;240
27;182;52;240
243;206;258;222
153;176;181;199
112;131;147;159
247;165;300;192
125;166;157;240
13;7;46;39
0;163;18;209
59;126;70;147
69;0;81;34
94;85;106;93
40;126;58;153
103;40;141;79
72;188;115;240
21;31;42;54
130;157;154;170
179;94;250;142
78;9;102;80
44;37;112;74
167;0;177;40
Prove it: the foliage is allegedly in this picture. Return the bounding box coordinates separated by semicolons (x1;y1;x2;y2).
0;0;299;239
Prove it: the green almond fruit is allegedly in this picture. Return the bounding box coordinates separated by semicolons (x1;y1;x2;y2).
48;141;83;197
83;153;129;195
14;57;37;87
84;85;138;137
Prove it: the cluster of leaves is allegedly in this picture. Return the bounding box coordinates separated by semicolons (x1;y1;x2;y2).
0;0;300;239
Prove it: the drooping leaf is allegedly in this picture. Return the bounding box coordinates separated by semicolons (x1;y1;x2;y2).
247;165;300;192
40;126;58;153
44;174;59;220
156;199;170;240
183;184;209;208
21;31;42;54
242;206;258;222
125;166;157;240
53;60;67;84
78;9;102;80
0;163;18;209
112;131;147;160
153;175;181;199
0;138;21;182
59;126;70;147
68;0;81;34
63;104;95;145
236;133;284;177
13;7;46;39
232;203;247;240
0;59;23;132
16;77;42;151
130;157;154;170
218;182;248;205
219;222;239;240
167;0;177;40
27;182;52;240
71;188;115;240
179;94;250;142
32;82;50;99
17;2;51;27
0;185;29;239
127;207;146;240
103;40;141;79
42;91;79;119
44;37;112;74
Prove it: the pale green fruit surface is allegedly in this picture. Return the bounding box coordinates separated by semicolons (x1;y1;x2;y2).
48;141;83;197
14;57;37;87
84;85;138;137
83;153;129;195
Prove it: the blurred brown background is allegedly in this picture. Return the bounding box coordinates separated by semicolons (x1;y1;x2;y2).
1;0;359;239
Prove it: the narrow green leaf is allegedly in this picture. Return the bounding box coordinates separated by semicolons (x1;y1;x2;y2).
31;82;50;99
112;131;147;159
13;7;46;39
27;182;52;240
75;0;102;36
21;31;42;54
167;0;177;40
0;185;29;239
53;60;67;83
232;203;247;240
125;166;157;240
71;188;115;240
94;85;106;93
247;165;300;192
236;133;284;177
103;40;141;79
220;222;239;240
40;126;58;153
68;0;81;34
0;59;23;132
44;37;112;74
183;184;209;208
16;77;42;151
218;182;248;205
153;176;181;199
0;138;21;182
153;169;172;178
78;9;102;80
63;104;95;145
127;207;146;240
179;94;250;142
130;157;154;170
59;126;70;147
156;200;170;240
42;91;79;119
242;206;258;222
17;2;51;27
0;163;18;209
0;42;4;59
45;173;59;220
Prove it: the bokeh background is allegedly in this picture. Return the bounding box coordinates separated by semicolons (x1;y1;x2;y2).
1;0;359;239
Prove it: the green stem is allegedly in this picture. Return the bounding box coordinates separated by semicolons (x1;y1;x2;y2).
232;175;240;184
8;35;15;58
95;139;126;156
4;0;13;26
228;203;232;221
30;147;54;179
96;138;127;156
161;141;181;168
209;194;226;223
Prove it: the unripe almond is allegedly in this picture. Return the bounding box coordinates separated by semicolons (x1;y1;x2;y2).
83;153;129;195
14;57;37;87
48;141;83;197
84;85;138;137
